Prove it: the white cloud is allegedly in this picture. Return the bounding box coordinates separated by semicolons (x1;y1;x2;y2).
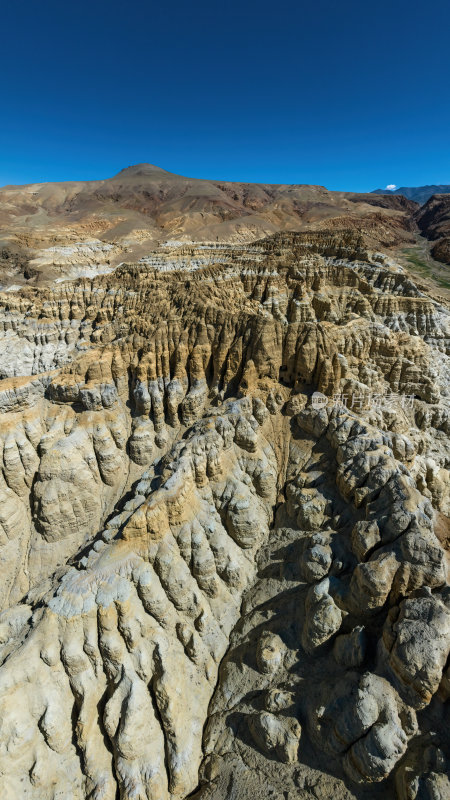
385;184;397;191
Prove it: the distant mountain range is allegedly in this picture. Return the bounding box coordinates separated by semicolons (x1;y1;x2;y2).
372;185;450;205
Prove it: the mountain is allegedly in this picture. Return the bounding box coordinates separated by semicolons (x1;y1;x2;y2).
0;163;418;287
416;193;450;264
372;184;450;205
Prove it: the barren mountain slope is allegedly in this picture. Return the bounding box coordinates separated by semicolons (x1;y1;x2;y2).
416;194;450;265
0;227;449;800
0;164;418;287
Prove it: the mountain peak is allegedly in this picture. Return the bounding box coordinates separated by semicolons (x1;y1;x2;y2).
111;163;177;179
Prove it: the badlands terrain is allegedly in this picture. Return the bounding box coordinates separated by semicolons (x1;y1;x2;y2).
0;163;432;287
0;167;449;800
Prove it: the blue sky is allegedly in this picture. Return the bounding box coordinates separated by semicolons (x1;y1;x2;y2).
1;0;449;191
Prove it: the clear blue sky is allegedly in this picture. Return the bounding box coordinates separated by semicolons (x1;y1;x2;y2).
1;0;449;192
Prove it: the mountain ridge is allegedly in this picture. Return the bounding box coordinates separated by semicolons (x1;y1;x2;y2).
373;184;450;205
0;163;420;288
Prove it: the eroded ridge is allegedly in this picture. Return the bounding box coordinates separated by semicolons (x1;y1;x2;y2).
199;404;449;798
0;397;279;799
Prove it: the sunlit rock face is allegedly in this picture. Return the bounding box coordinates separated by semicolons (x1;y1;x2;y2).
0;230;448;800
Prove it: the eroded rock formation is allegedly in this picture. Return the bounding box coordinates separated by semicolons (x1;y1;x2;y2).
0;230;448;799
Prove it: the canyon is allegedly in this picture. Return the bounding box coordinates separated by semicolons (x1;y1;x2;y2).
0;169;448;800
